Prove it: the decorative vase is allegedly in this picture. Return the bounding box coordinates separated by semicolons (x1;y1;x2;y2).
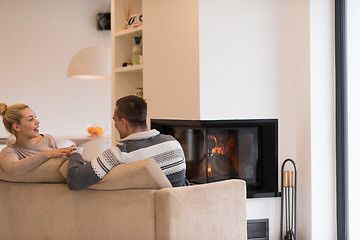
136;88;143;98
132;36;142;65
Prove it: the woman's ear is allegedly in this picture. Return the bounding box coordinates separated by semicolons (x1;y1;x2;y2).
12;123;20;132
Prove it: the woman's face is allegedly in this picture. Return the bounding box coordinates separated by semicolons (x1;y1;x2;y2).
15;108;40;138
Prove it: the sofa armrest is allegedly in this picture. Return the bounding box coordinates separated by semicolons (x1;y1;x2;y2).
155;179;247;240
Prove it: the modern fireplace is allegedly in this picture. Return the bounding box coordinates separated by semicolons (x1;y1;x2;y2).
151;119;280;198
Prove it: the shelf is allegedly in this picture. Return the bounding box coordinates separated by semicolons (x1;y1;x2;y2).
115;64;143;73
114;26;142;38
112;0;143;144
0;138;7;145
55;135;111;146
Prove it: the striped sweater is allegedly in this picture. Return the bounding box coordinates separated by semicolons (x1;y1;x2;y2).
67;129;186;190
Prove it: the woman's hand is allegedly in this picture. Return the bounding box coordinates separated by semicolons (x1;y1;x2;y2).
46;146;76;158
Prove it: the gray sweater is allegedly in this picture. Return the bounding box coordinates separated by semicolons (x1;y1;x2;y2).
67;130;186;190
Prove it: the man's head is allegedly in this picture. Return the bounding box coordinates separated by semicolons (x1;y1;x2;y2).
113;95;148;139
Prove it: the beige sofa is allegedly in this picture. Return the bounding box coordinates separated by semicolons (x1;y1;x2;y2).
0;158;247;240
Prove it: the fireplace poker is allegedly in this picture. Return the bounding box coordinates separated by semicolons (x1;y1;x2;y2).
280;159;297;240
284;171;289;234
287;170;294;239
290;171;295;238
284;170;294;240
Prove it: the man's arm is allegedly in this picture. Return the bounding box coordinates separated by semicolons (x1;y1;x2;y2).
66;153;101;190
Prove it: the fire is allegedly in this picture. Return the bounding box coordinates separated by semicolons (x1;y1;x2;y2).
207;135;236;178
209;135;225;156
212;145;225;155
208;164;213;177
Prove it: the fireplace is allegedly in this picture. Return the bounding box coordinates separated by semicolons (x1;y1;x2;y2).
151;119;280;198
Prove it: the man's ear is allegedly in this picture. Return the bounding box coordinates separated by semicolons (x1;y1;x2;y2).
121;118;127;127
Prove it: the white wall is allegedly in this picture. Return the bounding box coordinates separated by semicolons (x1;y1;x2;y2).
292;0;336;239
199;1;295;239
0;0;111;138
291;0;312;238
347;0;360;238
308;0;336;239
199;0;336;239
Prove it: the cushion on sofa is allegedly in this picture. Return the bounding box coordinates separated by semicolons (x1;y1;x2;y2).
59;158;172;190
0;157;67;183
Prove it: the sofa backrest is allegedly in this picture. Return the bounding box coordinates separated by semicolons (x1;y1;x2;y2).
0;157;67;183
0;156;172;191
60;158;173;190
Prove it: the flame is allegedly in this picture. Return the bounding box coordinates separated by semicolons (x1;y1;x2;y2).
208;164;213;177
207;135;236;177
209;135;227;156
209;135;226;156
212;145;225;155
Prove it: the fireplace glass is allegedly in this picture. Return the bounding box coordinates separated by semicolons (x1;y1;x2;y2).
151;119;279;198
173;127;259;184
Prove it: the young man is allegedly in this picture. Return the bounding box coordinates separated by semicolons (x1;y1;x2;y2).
66;95;187;190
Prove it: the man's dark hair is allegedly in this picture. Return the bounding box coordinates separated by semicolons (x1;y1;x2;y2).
115;95;147;127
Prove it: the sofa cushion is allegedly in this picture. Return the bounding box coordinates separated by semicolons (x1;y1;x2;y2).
59;158;172;190
0;181;158;240
0;157;67;183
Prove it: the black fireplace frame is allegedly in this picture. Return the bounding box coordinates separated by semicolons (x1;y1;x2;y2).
151;119;280;198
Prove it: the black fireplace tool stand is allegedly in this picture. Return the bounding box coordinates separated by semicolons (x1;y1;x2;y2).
280;159;297;240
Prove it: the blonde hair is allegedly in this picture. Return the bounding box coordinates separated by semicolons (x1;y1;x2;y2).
0;103;29;134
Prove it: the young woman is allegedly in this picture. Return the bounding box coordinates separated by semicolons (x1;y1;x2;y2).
0;103;75;176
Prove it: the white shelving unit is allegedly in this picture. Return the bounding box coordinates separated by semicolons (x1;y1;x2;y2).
114;64;143;73
114;25;142;37
111;0;143;143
